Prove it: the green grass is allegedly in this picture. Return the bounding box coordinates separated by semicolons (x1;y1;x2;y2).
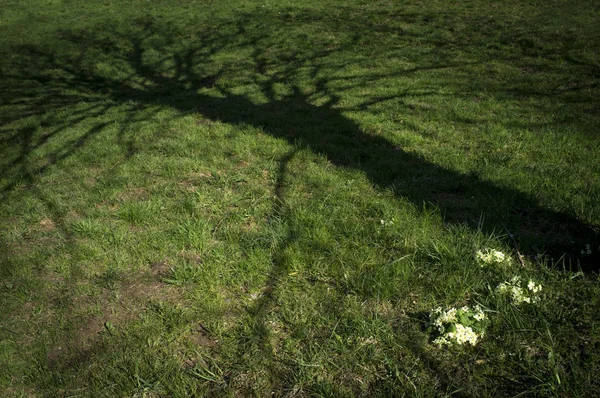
1;0;599;396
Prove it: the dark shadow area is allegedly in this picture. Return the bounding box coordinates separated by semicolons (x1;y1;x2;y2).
2;12;597;271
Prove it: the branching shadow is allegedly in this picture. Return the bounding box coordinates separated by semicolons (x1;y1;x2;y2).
1;7;599;393
7;12;594;268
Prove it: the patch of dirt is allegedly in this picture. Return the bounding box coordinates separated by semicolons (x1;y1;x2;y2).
181;183;198;192
189;170;212;179
0;386;38;398
4;236;59;257
64;211;81;222
187;323;218;348
67;315;106;352
115;187;148;202
46;265;186;371
179;250;203;264
95;201;119;212
362;298;396;319
177;323;222;375
241;218;259;232
180;171;214;190
38;218;56;230
150;261;172;278
87;166;103;176
84;177;97;187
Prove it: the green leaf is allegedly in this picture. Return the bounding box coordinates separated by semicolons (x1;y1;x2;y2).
104;321;116;334
458;313;473;326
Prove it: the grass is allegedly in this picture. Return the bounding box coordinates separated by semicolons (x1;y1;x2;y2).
0;0;599;396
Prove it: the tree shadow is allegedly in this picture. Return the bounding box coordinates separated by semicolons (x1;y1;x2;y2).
2;7;598;394
10;13;594;269
5;21;598;265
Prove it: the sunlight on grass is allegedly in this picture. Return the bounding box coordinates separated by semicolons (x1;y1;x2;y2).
0;0;599;396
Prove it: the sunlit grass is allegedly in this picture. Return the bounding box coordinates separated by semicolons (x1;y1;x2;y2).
1;0;599;396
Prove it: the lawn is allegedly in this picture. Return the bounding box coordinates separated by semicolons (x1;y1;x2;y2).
1;0;599;396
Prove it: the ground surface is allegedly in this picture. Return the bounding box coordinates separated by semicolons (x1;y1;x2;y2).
1;0;599;396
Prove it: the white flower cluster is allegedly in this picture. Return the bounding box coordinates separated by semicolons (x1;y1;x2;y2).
433;324;480;346
476;249;511;266
527;280;542;293
497;276;542;304
429;305;486;346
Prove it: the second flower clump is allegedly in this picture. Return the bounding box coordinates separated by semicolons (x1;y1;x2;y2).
496;276;542;304
476;248;512;266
